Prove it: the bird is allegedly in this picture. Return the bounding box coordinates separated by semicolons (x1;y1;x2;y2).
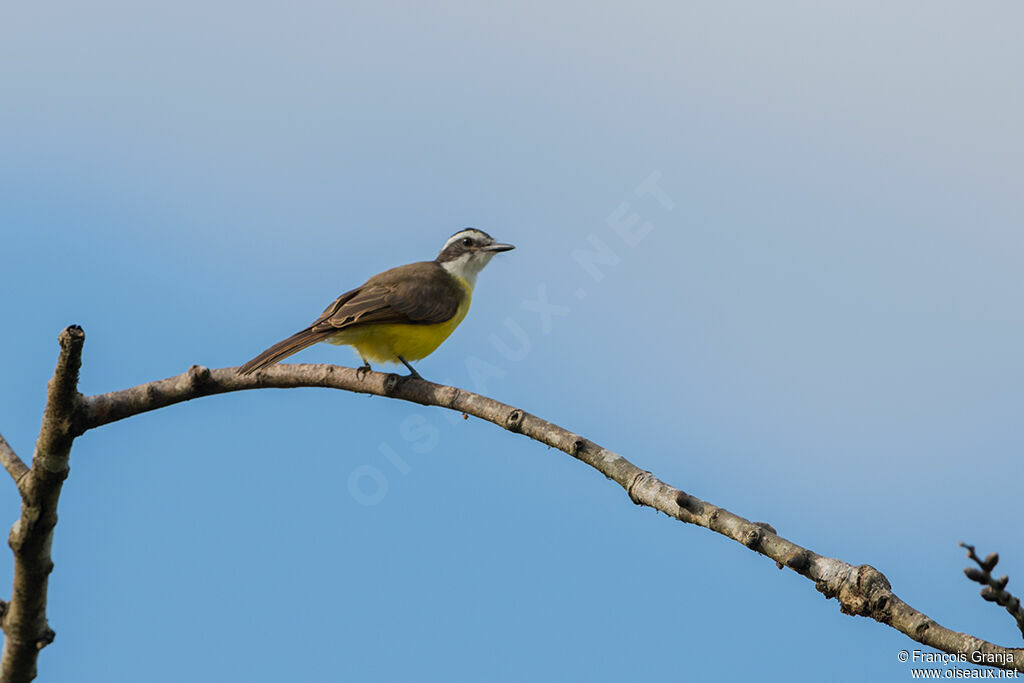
237;228;515;378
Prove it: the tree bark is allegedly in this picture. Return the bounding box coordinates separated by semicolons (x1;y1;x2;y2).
1;327;1022;680
1;327;85;683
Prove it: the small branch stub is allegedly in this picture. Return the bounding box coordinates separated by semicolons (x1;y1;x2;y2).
0;435;29;492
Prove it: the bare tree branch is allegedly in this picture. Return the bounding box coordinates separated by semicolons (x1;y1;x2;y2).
3;328;1023;678
1;326;85;683
0;436;28;491
77;362;1024;672
960;543;1024;640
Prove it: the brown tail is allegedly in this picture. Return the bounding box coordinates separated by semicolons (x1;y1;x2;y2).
237;327;330;375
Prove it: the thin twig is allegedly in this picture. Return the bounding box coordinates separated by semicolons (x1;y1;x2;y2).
960;543;1024;640
73;361;1024;673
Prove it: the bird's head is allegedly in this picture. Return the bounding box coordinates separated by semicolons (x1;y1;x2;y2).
436;228;514;285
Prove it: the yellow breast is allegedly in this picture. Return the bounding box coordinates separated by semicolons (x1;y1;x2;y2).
326;281;472;364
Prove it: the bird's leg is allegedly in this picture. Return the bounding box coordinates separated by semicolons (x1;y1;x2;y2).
397;356;422;379
357;357;372;378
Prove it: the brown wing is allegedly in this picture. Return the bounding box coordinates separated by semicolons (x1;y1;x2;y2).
238;262;461;375
311;261;462;332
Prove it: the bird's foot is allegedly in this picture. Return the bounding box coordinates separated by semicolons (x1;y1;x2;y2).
397;356;422;380
356;362;372;379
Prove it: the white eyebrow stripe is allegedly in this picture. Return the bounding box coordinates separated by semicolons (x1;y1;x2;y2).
442;228;487;251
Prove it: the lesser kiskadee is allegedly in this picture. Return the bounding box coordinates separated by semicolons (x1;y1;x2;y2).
238;228;514;378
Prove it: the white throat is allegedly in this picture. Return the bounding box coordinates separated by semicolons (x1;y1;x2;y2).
440;251;496;288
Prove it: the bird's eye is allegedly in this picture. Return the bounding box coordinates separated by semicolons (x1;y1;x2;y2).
461;237;473;247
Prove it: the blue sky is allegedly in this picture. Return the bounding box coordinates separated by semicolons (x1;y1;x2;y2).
2;2;1022;681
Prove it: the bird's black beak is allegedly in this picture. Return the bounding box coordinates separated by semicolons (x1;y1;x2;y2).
482;242;515;253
